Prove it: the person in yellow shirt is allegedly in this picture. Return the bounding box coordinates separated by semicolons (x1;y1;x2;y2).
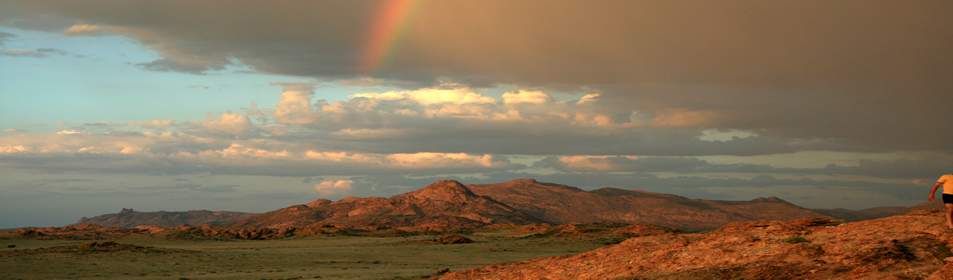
928;174;953;229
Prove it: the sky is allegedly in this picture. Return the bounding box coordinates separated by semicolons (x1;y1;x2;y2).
1;0;951;228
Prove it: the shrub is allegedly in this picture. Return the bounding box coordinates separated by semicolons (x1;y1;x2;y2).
783;235;809;244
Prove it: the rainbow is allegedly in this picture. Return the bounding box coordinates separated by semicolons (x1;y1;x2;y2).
360;0;421;74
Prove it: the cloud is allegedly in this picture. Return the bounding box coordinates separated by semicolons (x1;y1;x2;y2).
304;150;507;169
132;119;176;128
576;93;600;105
313;179;353;196
274;84;315;125
650;109;721;128
200;113;253;135
203;143;289;159
274;87;813;155
0;145;30;154
330;128;407;139
5;1;950;152
556;155;637;171
385;152;497;168
501;90;551;105
0;129;525;177
0;31;14;45
63;24;105;35
698;129;759;142
12;0;947;87
304;150;377;163
353;86;496;106
0;47;69;58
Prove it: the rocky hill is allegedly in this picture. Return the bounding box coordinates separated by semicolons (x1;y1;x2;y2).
76;208;253;228
438;210;953;280
468;179;826;230
231;180;542;232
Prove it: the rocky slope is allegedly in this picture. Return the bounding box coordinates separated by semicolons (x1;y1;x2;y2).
76;208;254;228
468;179;827;230
438;210;953;280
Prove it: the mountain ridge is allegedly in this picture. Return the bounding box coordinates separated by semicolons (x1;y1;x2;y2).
76;208;253;228
76;178;919;231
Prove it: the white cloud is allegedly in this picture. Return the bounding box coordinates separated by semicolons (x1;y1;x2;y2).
56;129;82;135
304;150;377;163
303;150;506;170
212;143;289;159
386;152;497;168
699;129;759;142
502;90;551;105
313;179;353;196
0;145;30;154
117;143;143;155
353;86;496;106
63;24;105;35
201;113;252;135
274;87;315;125
576;92;601;105
133;119;175;128
558;155;617;171
330;128;407;139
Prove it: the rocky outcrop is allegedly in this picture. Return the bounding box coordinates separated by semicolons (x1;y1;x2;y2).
11;224;148;240
435;234;474;244
438;210;953;279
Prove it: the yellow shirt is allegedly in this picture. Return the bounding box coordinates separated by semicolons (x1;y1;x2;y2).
939;174;953;194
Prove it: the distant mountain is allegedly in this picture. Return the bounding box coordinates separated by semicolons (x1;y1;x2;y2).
812;199;938;221
813;206;911;221
230;180;542;232
76;208;254;228
74;179;918;232
235;178;836;231
468;179;826;230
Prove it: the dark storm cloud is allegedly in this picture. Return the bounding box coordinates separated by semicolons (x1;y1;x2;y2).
4;1;948;85
1;0;951;153
278;120;813;156
823;158;953;180
534;154;953;180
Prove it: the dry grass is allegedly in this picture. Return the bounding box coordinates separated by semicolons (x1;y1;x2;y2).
0;232;606;279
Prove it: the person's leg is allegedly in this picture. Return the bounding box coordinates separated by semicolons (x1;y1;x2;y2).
945;204;953;229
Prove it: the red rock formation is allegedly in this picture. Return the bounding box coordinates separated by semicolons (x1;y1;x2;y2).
468;179;826;230
439;210;953;279
232;180;543;233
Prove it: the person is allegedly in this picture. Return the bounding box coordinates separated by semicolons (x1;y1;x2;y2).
928;173;953;229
